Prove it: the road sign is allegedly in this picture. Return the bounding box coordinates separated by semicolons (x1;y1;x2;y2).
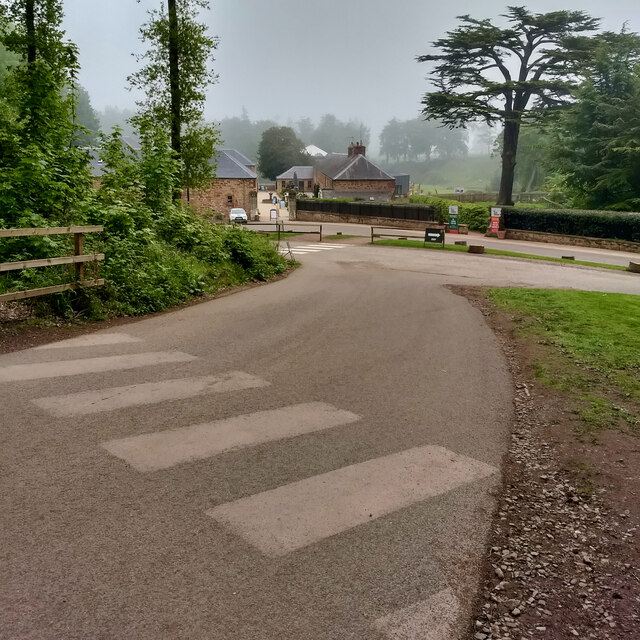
424;228;445;247
270;209;278;220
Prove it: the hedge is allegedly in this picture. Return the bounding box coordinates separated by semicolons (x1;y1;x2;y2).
502;207;640;243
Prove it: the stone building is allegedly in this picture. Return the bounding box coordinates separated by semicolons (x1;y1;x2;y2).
188;149;258;217
277;142;396;201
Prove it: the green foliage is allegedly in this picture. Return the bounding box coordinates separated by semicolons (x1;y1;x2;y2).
0;1;92;228
128;0;219;193
257;126;309;180
547;31;640;210
408;195;490;231
502;206;640;242
417;6;599;204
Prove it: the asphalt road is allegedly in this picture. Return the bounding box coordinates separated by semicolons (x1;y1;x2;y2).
252;220;640;268
1;242;637;639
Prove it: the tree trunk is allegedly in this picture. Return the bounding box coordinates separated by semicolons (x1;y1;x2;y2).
25;0;36;64
167;0;181;157
497;117;521;206
167;0;181;200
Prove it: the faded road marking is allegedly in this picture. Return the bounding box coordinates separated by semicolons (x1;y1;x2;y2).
374;588;462;640
0;351;196;382
34;333;143;350
207;445;497;556
102;402;360;472
33;371;269;417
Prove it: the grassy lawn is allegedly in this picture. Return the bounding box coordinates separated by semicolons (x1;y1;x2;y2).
487;289;640;437
373;238;627;271
323;234;360;240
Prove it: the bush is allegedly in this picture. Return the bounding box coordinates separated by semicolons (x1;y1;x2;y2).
408;195;490;231
502;207;640;242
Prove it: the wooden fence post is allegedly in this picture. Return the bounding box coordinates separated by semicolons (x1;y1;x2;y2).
74;232;84;281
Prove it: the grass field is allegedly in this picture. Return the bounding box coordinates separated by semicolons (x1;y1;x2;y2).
487;289;640;436
373;239;627;271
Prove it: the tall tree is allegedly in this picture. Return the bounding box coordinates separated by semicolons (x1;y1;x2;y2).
129;0;219;197
417;6;599;205
0;0;91;227
548;31;640;209
257;126;309;180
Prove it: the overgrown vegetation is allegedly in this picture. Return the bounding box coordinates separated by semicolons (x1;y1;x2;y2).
487;289;640;437
0;1;286;322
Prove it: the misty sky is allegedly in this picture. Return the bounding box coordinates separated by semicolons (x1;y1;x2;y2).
62;0;639;139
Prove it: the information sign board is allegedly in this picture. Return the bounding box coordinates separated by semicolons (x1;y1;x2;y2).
448;205;459;233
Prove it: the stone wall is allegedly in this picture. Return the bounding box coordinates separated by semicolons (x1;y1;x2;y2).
505;229;640;254
188;178;257;217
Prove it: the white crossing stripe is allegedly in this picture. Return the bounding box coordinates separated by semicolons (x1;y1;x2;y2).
0;351;196;382
33;371;269;417
34;333;143;350
101;402;360;472
295;245;342;250
374;588;462;640
207;445;497;556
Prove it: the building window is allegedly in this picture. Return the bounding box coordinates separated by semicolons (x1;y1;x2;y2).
227;195;233;205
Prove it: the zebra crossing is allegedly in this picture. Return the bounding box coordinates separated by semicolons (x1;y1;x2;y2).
279;242;348;256
4;329;498;638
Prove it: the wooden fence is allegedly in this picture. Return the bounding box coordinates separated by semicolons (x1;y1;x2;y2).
0;226;104;302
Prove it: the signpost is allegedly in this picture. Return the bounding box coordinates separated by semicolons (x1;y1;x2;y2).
448;205;459;234
489;207;502;237
424;228;445;248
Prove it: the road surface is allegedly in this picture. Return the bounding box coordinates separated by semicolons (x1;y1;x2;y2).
1;241;637;639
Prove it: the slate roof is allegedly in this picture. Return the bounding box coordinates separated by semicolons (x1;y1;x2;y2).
276;166;315;181
215;149;257;179
88;145;257;180
222;148;255;168
316;153;394;181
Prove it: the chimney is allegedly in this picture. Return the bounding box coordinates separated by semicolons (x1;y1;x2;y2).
348;141;366;157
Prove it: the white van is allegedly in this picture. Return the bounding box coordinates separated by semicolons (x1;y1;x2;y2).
229;208;248;224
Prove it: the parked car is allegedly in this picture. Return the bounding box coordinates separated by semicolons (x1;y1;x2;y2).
229;208;248;224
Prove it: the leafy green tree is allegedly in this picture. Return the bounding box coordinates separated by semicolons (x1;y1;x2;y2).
548;31;640;209
417;6;599;205
0;0;91;227
257;126;309;180
129;0;219;196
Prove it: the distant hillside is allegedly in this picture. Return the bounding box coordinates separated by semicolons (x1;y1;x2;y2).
376;155;501;193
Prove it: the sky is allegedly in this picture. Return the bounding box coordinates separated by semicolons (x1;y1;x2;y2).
61;0;639;142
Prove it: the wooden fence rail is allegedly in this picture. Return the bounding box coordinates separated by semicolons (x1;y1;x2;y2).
0;226;104;303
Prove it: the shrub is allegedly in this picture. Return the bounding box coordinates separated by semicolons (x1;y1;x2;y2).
408;195;490;231
502;207;640;242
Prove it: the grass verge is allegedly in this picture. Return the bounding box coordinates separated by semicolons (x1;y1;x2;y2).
486;288;640;438
373;238;627;271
